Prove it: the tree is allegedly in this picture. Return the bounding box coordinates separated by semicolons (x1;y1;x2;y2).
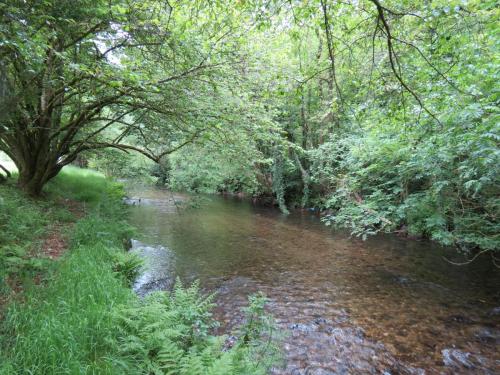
0;0;244;195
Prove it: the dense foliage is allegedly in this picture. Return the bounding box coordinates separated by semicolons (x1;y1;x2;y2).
0;0;276;194
148;0;499;253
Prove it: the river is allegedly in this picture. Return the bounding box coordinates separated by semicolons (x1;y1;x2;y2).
127;187;499;375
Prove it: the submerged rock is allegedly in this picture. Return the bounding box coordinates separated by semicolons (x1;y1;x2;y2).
124;196;184;214
474;328;500;344
129;239;176;297
488;306;500;316
442;349;475;369
441;348;499;373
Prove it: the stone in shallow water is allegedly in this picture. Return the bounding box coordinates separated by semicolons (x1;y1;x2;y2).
489;306;500;316
441;348;499;372
476;328;500;345
442;348;475;368
304;367;339;375
129;239;176;297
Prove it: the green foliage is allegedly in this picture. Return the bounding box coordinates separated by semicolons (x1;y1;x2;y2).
112;286;279;375
113;282;217;373
112;251;144;286
1;0;497;254
0;0;280;195
46;166;126;205
315;115;500;250
239;292;276;345
165;115;277;196
271;148;290;214
160;0;498;253
0;179;70;290
0;184;47;253
0;167;134;373
1;236;135;374
88;149;155;182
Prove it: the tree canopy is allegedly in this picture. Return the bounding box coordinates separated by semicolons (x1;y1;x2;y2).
0;0;273;194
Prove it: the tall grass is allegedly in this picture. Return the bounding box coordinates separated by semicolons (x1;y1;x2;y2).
1;244;134;374
1;167;134;373
46;166;124;205
0;167;117;293
0;182;48;252
0;166;113;255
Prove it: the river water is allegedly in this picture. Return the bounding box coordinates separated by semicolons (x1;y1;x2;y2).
127;188;499;374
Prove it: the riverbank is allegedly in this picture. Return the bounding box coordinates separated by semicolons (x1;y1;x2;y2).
0;168;279;374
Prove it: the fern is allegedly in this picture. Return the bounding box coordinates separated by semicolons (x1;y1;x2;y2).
111;281;281;374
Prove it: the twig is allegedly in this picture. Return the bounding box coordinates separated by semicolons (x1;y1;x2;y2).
442;249;491;266
369;0;442;125
320;0;345;111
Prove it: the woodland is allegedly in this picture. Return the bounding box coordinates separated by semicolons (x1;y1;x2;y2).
0;1;499;373
1;0;498;252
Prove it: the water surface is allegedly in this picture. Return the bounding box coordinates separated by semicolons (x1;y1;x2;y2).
127;187;499;374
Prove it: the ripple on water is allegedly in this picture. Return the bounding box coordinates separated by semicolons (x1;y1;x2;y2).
129;239;176;297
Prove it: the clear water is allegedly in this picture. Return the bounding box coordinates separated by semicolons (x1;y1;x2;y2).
127;187;500;374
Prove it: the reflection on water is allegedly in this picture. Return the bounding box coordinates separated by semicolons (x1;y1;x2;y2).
127;187;500;374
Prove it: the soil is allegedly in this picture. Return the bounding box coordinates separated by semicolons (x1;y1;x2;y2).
40;198;84;259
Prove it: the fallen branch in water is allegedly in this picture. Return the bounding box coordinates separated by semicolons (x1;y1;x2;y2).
491;252;500;269
442;249;494;266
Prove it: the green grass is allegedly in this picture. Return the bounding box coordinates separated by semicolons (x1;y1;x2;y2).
0;167;134;373
1;244;134;374
0;167;279;374
0;167;114;293
0;183;48;253
0;165;110;254
46;166;124;205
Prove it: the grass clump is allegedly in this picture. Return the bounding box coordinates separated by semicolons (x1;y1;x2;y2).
45;165;124;205
0;167;109;294
0;167;280;374
0;182;63;294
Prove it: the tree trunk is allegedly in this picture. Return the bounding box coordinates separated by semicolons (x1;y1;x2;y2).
18;176;45;196
18;169;45;196
16;158;61;196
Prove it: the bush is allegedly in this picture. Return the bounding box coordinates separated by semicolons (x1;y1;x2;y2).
314;117;500;252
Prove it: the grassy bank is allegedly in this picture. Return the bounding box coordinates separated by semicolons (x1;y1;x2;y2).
0;168;278;374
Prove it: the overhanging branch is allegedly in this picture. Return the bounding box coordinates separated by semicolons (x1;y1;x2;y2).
368;0;442;125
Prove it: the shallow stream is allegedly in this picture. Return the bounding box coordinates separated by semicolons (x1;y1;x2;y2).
127;187;499;374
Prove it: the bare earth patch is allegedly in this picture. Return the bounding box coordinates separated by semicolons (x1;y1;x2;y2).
41;225;69;259
40;198;84;260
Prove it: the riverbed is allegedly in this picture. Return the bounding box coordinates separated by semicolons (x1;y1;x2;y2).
127;187;499;374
